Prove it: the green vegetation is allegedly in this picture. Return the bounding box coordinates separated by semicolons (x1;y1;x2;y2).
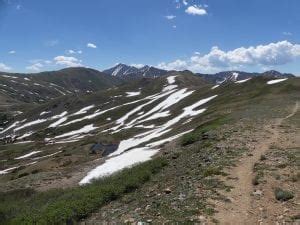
274;188;294;201
0;158;167;224
181;116;229;146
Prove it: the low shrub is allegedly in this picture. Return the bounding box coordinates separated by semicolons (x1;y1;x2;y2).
274;188;294;201
0;158;167;224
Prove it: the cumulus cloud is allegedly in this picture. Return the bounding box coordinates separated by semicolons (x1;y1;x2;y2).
0;63;12;71
182;0;188;6
8;50;16;54
26;63;43;72
185;5;207;16
158;41;300;73
87;43;97;48
54;56;83;67
165;15;176;20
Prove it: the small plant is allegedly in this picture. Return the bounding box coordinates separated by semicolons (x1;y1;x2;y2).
203;166;222;177
260;155;266;161
252;174;260;185
274;188;294;201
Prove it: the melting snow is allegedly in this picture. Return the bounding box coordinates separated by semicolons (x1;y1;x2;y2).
0;166;19;175
14;119;47;132
267;78;288;85
15;151;42;160
51;111;68;119
235;78;251;84
40;111;51;116
232;72;239;81
146;129;193;148
167;76;177;84
126;91;141;97
110;95;217;156
0;121;20;134
79;147;158;185
32;150;62;160
17;131;34;140
211;85;220;90
48;117;68;128
79;129;193;184
53;124;97;139
72;105;95;116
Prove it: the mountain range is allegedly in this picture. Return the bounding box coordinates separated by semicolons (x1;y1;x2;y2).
0;64;299;224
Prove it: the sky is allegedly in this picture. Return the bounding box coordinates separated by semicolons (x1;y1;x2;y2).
0;0;299;75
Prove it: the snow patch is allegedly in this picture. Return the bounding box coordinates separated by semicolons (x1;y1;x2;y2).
167;76;177;84
126;91;141;97
79;147;158;185
72;105;95;116
15;151;42;160
53;124;97;139
211;85;220;90
235;78;251;84
267;78;288;85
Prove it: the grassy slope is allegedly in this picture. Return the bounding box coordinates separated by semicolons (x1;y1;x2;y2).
0;158;167;224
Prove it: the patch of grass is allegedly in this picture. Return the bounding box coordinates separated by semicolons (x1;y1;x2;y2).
203;166;223;177
260;154;267;161
274;188;294;201
0;157;167;224
181;116;229;146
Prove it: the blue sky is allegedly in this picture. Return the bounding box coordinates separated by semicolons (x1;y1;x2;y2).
0;0;299;74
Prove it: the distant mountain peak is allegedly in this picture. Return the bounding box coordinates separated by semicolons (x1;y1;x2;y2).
103;64;167;78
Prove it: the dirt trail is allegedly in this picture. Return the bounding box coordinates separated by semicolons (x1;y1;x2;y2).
214;102;299;225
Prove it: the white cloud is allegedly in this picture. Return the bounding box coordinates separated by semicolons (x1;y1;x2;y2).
54;56;83;67
66;49;82;54
158;41;300;73
0;63;12;71
173;25;177;29
283;32;292;36
8;50;16;54
87;43;97;48
165;15;176;20
130;64;145;69
45;39;59;47
26;63;43;72
158;59;187;71
67;49;75;54
182;0;188;6
185;5;207;16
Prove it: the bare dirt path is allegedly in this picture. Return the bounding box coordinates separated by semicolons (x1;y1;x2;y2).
214;102;299;225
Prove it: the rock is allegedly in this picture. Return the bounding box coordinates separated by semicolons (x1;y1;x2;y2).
198;215;206;221
164;188;172;194
253;189;263;196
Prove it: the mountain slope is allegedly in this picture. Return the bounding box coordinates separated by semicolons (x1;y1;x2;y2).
0;67;123;104
197;70;295;84
0;71;299;224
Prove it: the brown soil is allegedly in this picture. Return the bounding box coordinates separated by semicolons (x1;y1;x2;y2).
213;102;299;225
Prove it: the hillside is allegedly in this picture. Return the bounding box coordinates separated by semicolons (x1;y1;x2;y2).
0;71;299;224
0;67;122;104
